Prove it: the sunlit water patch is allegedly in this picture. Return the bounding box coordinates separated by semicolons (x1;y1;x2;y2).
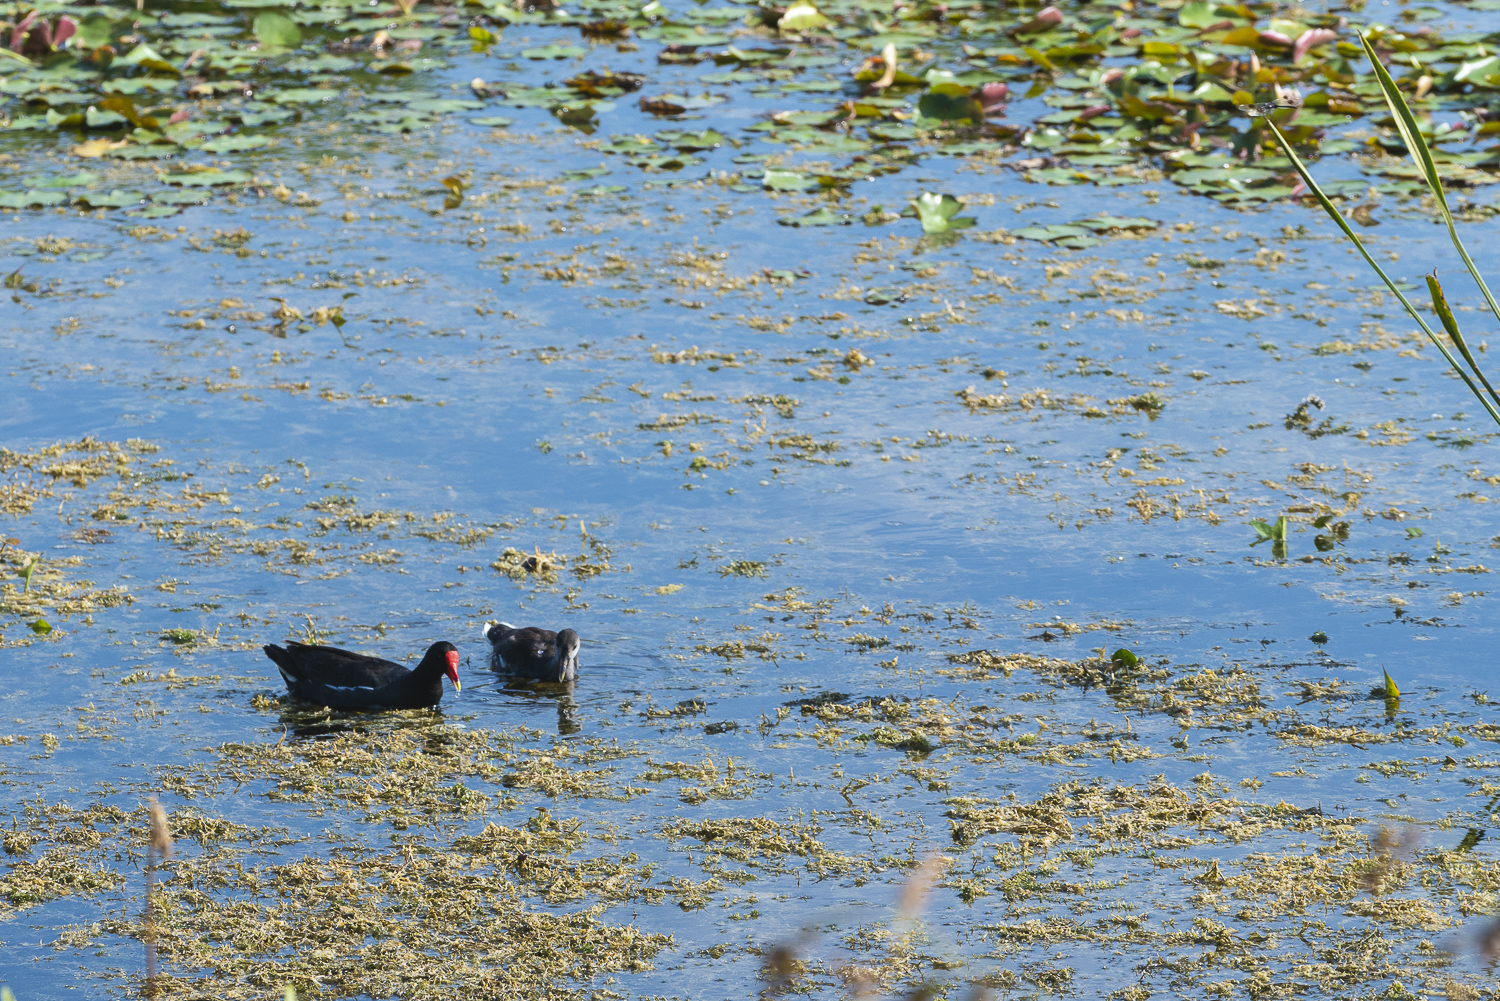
4;0;1500;997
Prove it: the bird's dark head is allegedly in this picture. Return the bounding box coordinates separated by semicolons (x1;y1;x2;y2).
424;640;461;693
557;628;580;683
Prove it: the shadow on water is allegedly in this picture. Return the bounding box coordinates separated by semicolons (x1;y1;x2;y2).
273;703;450;741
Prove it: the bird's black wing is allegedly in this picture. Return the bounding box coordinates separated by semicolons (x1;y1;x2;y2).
274;642;410;687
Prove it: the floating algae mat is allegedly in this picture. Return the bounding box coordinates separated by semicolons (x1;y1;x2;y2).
4;0;1500;995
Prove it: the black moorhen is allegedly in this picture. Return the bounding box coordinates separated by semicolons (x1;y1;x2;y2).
262;640;461;709
482;622;580;682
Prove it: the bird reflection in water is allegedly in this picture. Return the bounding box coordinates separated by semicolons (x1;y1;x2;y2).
499;677;581;736
272;702;448;741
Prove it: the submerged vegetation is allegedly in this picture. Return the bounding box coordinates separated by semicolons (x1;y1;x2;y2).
2;0;1500;994
6;629;1500;996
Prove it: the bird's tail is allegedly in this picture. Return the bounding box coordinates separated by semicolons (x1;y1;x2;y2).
481;621;517;642
262;644;302;685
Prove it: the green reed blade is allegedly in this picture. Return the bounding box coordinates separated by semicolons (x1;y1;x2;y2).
1426;273;1500;409
1360;33;1500;347
1264;117;1500;428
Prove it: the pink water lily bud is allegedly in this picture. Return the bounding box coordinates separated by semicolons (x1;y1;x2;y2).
10;10;37;52
1077;104;1111;121
1258;30;1293;47
1293;28;1337;65
1101;67;1125;86
979;81;1009;111
1016;6;1062;33
12;11;76;54
169;108;191;124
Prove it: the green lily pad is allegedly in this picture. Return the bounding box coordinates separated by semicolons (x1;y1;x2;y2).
102;78;180;95
1315;178;1374;198
75;189;146;208
777;1;830;31
656;129;727;150
630;154;703;170
496;87;565;108
253;11;303;49
1078;215;1159;232
605;135;660;154
406;98;485;114
369;92;438;104
85;108;130;129
29;172;99;189
778;80;843;93
910;192;975;233
238;107;297;127
162;170;253;186
271;89;340;105
1027;167;1097;185
199;135;273;154
370;118;431;134
126;205;185;219
1013;223;1094;242
165;120;230;143
918;83;977;121
650;93;727;110
152;189;212;205
76;13;119;48
115;43;179;75
0;190;68;208
763;170;818;191
112;145;178;160
283;55;361;73
521;45;586;59
779;206;851;226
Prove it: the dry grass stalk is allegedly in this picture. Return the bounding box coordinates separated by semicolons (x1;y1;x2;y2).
895;852;950;926
762;852;962;998
144;798;173;994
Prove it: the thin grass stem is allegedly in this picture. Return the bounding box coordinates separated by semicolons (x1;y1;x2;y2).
1358;33;1500;346
1262;116;1500;428
1426;274;1500;410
